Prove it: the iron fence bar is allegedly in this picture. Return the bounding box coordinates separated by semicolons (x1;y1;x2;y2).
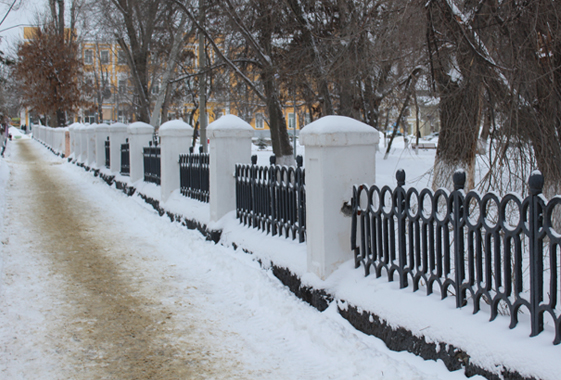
105;137;110;168
120;139;130;176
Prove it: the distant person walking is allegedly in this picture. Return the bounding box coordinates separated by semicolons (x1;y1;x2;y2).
1;117;9;156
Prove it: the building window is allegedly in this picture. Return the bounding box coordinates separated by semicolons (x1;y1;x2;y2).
117;50;127;65
100;50;109;65
255;113;264;129
84;111;96;124
118;79;127;94
84;49;93;64
304;113;311;126
288;112;296;130
151;81;159;95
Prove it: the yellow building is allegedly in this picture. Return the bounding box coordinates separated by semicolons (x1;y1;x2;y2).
21;27;309;135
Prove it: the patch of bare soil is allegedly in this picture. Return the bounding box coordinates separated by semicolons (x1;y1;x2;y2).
13;140;246;379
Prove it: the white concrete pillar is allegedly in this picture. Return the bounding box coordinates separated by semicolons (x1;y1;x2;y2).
109;123;128;174
207;114;254;222
300;115;379;280
67;123;79;158
95;123;110;169
80;124;89;163
159;120;193;203
128;122;154;183
86;124;97;167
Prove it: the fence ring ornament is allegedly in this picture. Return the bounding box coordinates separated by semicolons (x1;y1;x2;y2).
464;191;483;229
499;193;524;234
366;185;382;214
433;189;450;224
353;184;368;214
418;189;434;223
481;193;501;232
406;188;421;220
544;196;561;240
381;185;394;217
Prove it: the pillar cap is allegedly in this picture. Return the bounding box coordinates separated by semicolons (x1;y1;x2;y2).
67;122;82;131
128;121;154;135
300;115;379;147
109;122;128;133
96;123;110;133
159;119;193;137
207;114;254;138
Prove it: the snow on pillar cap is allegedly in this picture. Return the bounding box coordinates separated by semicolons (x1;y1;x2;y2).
128;121;154;135
109;122;128;133
159;119;193;137
96;123;110;133
300;115;379;147
207;114;254;139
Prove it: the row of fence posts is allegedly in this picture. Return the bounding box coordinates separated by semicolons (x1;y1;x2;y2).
33;117;561;344
33;116;379;283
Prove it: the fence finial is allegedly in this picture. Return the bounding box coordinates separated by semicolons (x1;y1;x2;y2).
453;170;466;191
251;155;257;165
270;155;276;165
529;170;544;195
296;155;303;168
396;169;406;187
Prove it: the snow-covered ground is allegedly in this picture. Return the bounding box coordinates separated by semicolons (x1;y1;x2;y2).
1;128;558;379
0;130;478;379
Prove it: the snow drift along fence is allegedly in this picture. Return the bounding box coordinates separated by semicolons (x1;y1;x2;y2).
143;140;161;185
179;146;209;203
351;169;561;345
235;155;306;243
120;139;130;176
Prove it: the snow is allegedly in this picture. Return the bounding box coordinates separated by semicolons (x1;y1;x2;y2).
208;114;254;131
0;135;558;379
159;119;192;131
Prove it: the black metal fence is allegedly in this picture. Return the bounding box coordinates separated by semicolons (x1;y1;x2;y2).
143;139;161;185
351;169;561;344
235;155;306;243
179;146;209;203
120;138;130;176
104;137;110;168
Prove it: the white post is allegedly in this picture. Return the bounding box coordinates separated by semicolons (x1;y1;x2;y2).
86;124;97;167
67;123;78;158
159;120;193;203
300;115;379;280
207;114;254;222
109;123;128;174
95;123;110;169
80;124;89;163
128;122;154;183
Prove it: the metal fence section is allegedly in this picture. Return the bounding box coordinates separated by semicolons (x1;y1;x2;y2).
104;137;110;168
179;146;209;203
235;155;306;243
351;169;561;345
143;139;161;185
120;138;130;176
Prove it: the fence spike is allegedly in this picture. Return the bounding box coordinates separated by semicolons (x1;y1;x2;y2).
529;171;544;195
396;169;406;186
453;170;466;190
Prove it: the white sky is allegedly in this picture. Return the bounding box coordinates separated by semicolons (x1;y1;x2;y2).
0;0;44;56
